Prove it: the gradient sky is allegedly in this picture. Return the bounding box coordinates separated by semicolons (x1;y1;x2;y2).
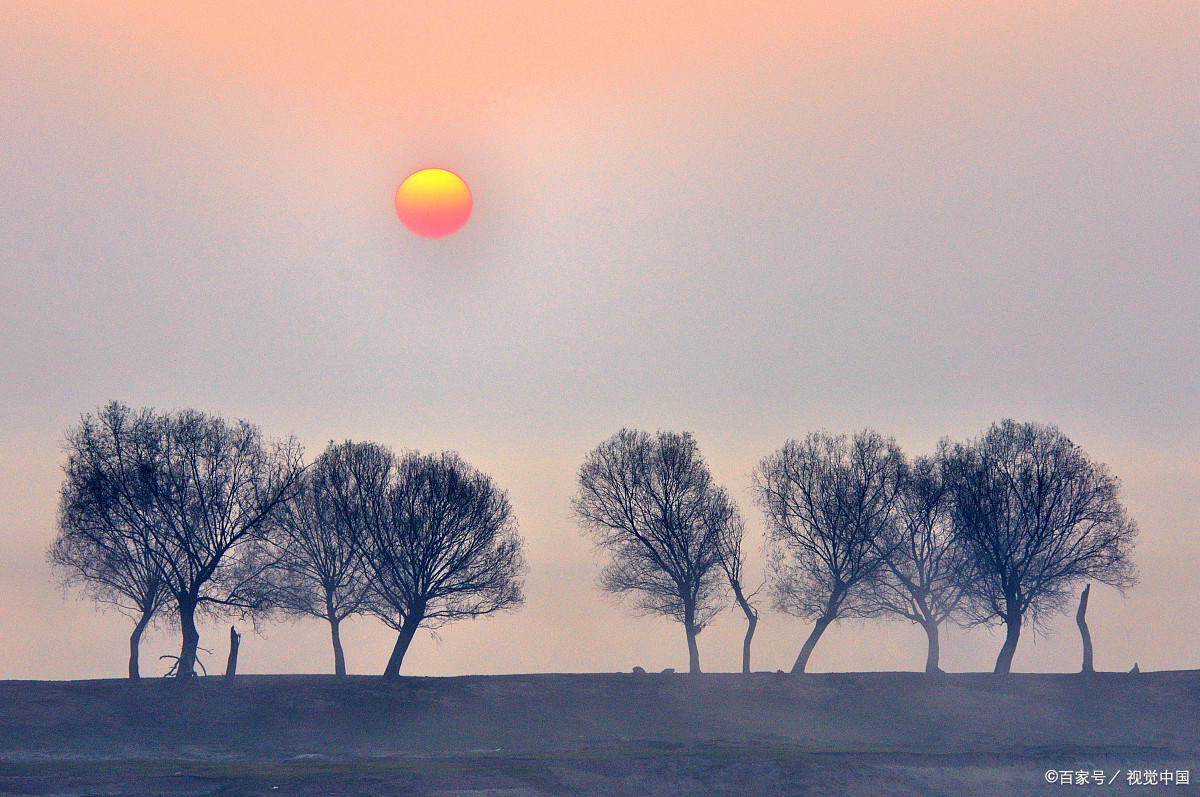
1;1;1197;679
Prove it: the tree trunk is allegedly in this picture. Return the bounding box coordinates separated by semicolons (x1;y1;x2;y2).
1076;584;1094;674
128;613;151;681
993;613;1022;674
792;614;832;674
224;626;240;679
685;623;702;674
730;579;757;674
329;615;347;677
740;607;758;675
175;599;200;678
382;612;423;679
922;619;941;674
682;603;701;674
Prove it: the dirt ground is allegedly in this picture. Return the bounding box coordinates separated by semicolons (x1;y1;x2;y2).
0;671;1196;796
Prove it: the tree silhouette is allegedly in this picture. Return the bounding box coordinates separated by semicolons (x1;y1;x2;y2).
945;420;1137;674
574;429;739;674
271;444;376;676
56;402;304;678
52;407;171;680
864;449;968;673
754;430;906;673
715;512;760;674
322;444;524;678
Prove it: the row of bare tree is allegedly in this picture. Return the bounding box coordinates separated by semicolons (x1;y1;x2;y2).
51;402;524;679
50;403;1136;680
574;423;1136;675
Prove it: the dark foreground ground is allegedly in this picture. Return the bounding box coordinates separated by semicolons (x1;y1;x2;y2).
0;671;1197;796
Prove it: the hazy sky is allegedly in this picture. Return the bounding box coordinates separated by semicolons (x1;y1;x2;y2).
1;2;1198;679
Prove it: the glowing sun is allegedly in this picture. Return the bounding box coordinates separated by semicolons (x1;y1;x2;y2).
395;168;473;238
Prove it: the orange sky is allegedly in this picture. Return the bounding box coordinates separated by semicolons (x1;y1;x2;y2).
43;2;860;100
14;2;1039;123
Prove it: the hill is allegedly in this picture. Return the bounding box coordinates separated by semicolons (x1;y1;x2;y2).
0;671;1197;796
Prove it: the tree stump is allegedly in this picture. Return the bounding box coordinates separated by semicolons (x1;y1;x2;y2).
225;626;241;679
1076;584;1094;674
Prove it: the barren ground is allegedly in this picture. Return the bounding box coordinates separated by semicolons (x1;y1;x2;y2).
0;671;1197;796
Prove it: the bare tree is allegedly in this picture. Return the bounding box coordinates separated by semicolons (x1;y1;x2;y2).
338;447;525;679
57;402;304;678
864;449;968;673
715;513;760;674
270;444;376;676
945;420;1137;674
754;430;906;674
145;409;302;678
573;429;738;674
52;412;171;679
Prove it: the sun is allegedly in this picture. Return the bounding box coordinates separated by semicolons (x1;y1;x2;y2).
394;168;473;238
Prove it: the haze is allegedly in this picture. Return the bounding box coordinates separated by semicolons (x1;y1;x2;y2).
1;1;1197;680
